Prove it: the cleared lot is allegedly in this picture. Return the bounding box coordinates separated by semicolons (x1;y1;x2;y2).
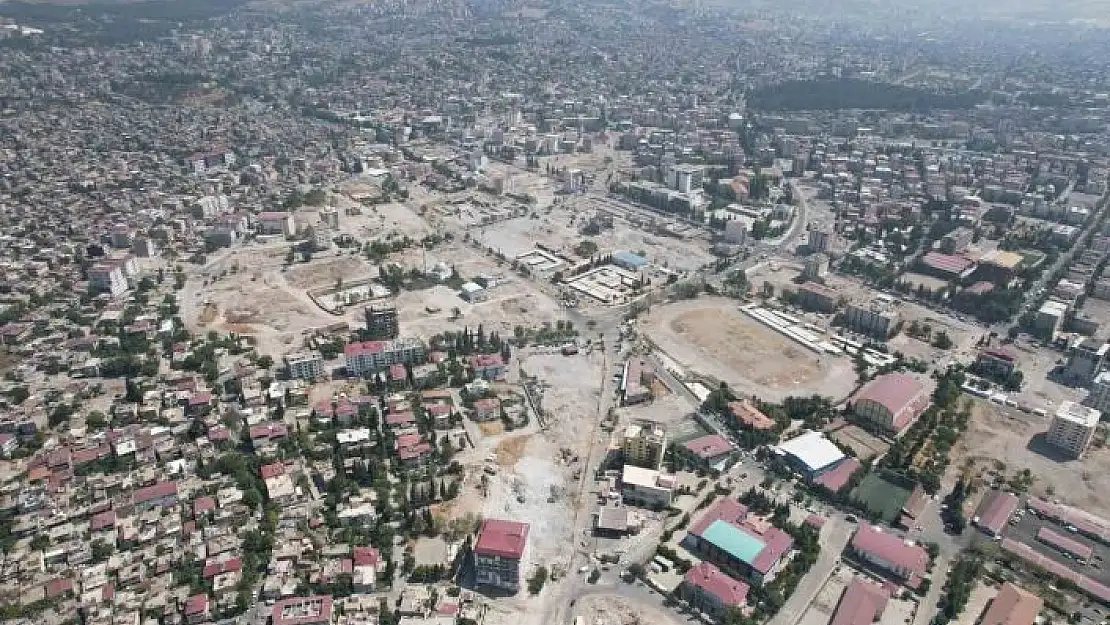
643;297;857;401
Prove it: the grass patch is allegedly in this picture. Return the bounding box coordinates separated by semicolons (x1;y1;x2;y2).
851;471;913;523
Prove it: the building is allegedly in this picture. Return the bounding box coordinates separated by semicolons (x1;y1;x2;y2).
1035;300;1070;340
974;348;1018;379
850;374;931;435
920;251;976;281
364;305;400;339
973;489;1019;537
344;338;426;375
844;300;899;339
679;562;749;619
803;253;830;280
1064;338;1108;385
670;164;704;194
621;358;655;405
808;228;831;253
828;579;890;625
848;523;929;585
88;264;129;297
940;227;974;254
1088;370;1110;415
620;465;676;508
1046;401;1100;458
459;282;486;302
727;400;776;431
470;353;507;380
612;251;649;272
682;497;793;585
285;351;324;380
773;430;846;479
978;583;1043;625
474;519;529;593
272;596;334;625
796;281;838;313
681;434;737;471
724;219;749;245
257;212;296;237
622;420;667;469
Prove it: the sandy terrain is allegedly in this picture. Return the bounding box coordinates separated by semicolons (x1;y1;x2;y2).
952;399;1110;518
643;297;858;402
569;594;684;625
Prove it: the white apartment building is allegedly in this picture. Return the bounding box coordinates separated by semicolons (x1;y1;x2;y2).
284;351;324;380
344;338;426;376
88;264;128;298
1047;401;1101;459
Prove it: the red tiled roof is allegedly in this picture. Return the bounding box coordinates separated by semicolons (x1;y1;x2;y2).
690;497;749;536
398;443;432;460
684;561;748;607
980;583;1043;625
260;462;285;480
683;434;735;460
852;373;929;431
389;364;407;381
194;496;217;516
475;519;529;559
473;398;501;413
353;547;381;568
385;411;415;426
45;577;73;598
922;251;975;275
208;425;231;441
203;557;243;579
1037;527;1094;560
471;353;504;368
184;594;209;616
813;457;863;492
973;490;1018;535
345;341;385;357
830;579;889;625
188;392;213;406
134;481;177;504
850;523;928;578
90;510;116;531
728;400;776;430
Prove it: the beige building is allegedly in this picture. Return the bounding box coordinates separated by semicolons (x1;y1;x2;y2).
622;419;667;470
1046;401;1100;458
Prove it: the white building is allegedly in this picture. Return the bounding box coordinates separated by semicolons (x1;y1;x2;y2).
1046;401;1100;459
344;338;426;376
1036;300;1070;340
620;465;676;508
284;351;324;380
1088;371;1110;415
88;264;128;298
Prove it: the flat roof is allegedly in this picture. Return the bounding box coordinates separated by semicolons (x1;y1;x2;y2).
1056;400;1100;427
775;430;845;474
701;520;766;566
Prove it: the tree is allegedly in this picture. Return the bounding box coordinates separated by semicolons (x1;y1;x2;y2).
257;355;274;369
527;566;549;595
86;411;108;431
932;331;953;350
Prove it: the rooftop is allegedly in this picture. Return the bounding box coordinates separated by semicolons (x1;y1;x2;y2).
774;430;845;474
475;519;529;560
1055;400;1100;427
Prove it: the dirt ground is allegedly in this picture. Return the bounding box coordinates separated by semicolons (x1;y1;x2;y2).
827;421;891;462
569;594;684;625
952;399;1110;518
643;297;858;402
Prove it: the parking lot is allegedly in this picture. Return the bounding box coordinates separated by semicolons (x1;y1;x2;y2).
1004;507;1110;586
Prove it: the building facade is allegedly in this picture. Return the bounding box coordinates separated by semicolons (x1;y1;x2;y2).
844;301;898;339
344;338;426;376
1046;401;1100;458
622;420;667;469
474;519;529;593
285;351;324;380
364;305;400;339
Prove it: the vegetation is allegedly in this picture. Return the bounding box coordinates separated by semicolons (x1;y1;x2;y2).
527;565;549;595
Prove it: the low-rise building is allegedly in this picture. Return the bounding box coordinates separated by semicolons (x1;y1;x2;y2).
620;465;676;508
850;373;931;435
828;579;890;625
679;562;749;619
344;338;426;375
273;596;334;625
848;523;928;586
682;497;793;585
621;358;655;405
973;489;1019;537
978;583;1043;625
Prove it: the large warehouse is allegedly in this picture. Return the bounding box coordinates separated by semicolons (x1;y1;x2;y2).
773;431;847;479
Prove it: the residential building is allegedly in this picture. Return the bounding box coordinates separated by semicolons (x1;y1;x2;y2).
344;338;426;375
974;348;1018;379
1064;338;1108;385
808;228;830;253
470;353;507;380
681;434;737;471
1035;300;1069;340
285;351;324;380
724;219;749;245
621;357;655;405
727;399;776;431
796;281;838;313
978;583;1043;625
679;562;749;619
622;419;667;469
257;211;296;237
1046;401;1100;458
803;253;829;280
848;523;928;586
272;596;334;625
1087;370;1110;415
850;374;931;434
352;547;384;593
940;227;974;254
364;305;399;339
474;519;529;593
88;264;128;297
682;497;793;585
620;465;676;508
844;300;899;339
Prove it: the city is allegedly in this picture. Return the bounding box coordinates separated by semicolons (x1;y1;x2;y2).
1;2;1110;625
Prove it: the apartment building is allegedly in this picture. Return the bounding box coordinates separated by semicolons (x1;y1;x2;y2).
364;305;399;339
88;264;128;297
474;519;529;593
622;419;667;469
1087;370;1110;415
844;300;898;339
284;351;324;380
1046;401;1100;459
344;338;426;375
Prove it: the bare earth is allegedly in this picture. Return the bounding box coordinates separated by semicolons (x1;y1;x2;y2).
644;298;857;402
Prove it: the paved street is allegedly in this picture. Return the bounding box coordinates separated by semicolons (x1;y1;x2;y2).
767;518;855;625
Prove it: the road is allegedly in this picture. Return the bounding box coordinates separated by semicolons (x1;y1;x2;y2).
767;518;854;625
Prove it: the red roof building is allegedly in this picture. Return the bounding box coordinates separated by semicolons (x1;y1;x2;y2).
980;583;1043;625
851;373;931;434
829;579;890;625
680;562;749;618
260;462;285;480
849;524;928;584
133;481;178;508
973;489;1019;537
921;251;976;277
475;519;529;560
727;400;776;431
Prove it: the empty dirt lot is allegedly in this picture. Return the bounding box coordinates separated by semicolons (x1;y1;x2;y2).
643;298;857;402
953;399;1110;518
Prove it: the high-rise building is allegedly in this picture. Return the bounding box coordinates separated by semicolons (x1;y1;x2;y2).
1046;401;1100;459
284;351;324;380
808;228;831;253
364;305;400;339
